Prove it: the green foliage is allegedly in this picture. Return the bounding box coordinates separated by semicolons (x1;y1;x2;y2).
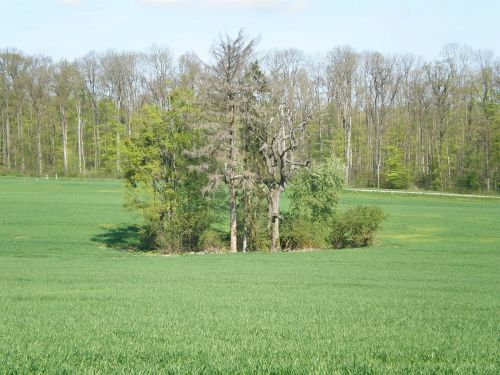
456;152;482;192
97;98;123;174
122;89;211;252
280;213;328;250
281;157;344;250
330;206;386;249
2;48;499;194
238;188;270;252
198;229;227;253
288;156;345;224
416;157;444;191
384;146;409;189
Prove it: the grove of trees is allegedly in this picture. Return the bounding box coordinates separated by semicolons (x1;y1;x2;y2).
0;33;498;252
1;39;498;191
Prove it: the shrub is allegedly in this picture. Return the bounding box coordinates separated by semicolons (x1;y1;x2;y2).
330;206;386;249
287;157;344;223
280;213;328;251
198;230;227;253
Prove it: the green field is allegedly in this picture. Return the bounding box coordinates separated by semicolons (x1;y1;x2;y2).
0;178;499;374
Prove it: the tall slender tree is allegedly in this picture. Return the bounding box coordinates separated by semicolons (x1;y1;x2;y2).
207;31;257;252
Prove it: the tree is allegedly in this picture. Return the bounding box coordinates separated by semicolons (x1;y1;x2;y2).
246;50;316;251
427;59;453;191
207;31;257;252
281;156;344;250
364;52;403;188
100;50;142;172
80;51;102;172
288;156;344;223
326;46;359;184
475;50;498;191
53;60;80;175
122;89;211;252
26;56;53;176
0;41;497;195
384;145;409;189
143;45;174;110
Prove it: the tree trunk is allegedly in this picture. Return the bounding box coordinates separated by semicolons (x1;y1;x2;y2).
242;226;248;253
50;119;56;173
375;109;382;189
94;123;100;171
17;107;25;173
116;101;121;173
116;128;120;173
1;108;4;167
345;115;352;185
269;186;281;252
1;107;10;169
92;99;100;171
36;113;42;176
229;182;237;253
228;103;238;253
318;116;323;154
60;104;68;175
5;114;10;169
77;102;84;175
485;144;491;191
376;150;382;189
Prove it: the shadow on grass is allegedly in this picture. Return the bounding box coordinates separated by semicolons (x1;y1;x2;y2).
92;225;143;252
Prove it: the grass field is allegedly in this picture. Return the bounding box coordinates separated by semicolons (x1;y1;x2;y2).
0;177;499;374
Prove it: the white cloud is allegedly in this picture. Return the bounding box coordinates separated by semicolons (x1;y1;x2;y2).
138;0;311;12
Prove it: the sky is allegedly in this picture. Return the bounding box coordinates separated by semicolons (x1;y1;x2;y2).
1;0;498;61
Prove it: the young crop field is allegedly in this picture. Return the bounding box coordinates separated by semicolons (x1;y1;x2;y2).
0;177;499;373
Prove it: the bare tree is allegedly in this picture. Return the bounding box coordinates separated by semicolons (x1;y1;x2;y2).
177;52;203;94
26;56;52;176
245;49;315;251
0;54;11;169
207;31;257;253
427;60;453;190
144;45;174;110
100;51;142;171
80;51;102;171
364;52;403;188
53;61;80;175
475;50;498;191
326;46;359;184
0;50;27;170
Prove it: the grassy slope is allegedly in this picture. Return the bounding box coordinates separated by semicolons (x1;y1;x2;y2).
0;178;499;373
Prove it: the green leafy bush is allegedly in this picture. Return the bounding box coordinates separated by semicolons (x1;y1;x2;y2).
198;230;227;253
280;213;328;251
281;156;344;251
288;157;344;223
330;206;386;249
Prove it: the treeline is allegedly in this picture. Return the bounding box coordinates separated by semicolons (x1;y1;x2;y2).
0;37;498;192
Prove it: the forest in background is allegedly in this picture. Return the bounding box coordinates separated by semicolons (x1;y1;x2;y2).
0;39;498;192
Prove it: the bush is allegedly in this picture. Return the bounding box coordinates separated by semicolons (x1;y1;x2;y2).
280;213;328;251
287;157;344;223
198;230;227;253
330;206;386;249
456;172;481;192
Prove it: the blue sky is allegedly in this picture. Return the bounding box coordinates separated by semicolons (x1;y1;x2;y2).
1;0;498;61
